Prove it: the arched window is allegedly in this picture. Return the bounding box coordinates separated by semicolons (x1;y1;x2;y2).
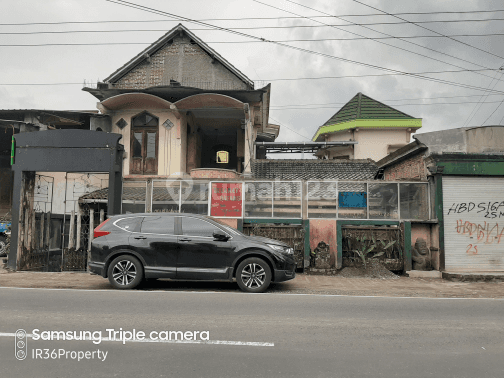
130;112;158;175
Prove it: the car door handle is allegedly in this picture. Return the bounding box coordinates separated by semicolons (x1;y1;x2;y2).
134;236;147;240
179;238;191;242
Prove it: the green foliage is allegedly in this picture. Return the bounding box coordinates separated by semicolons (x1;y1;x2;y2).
352;236;396;270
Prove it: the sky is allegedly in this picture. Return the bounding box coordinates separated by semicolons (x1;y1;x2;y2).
1;0;504;145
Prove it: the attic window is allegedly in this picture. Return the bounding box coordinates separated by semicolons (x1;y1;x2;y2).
116;118;127;129
163;119;174;130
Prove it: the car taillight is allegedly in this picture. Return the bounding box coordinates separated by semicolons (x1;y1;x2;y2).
94;218;111;239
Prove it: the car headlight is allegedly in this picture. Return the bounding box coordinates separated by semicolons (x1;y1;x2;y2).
267;244;294;255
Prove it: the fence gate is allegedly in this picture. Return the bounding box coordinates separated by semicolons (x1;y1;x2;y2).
17;172;108;272
242;224;305;269
17;174;54;271
60;173;108;272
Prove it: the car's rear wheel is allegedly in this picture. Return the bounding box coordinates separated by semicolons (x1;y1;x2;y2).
107;255;143;290
236;257;271;293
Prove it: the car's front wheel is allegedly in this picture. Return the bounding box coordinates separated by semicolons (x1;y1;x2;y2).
107;255;143;290
236;257;272;293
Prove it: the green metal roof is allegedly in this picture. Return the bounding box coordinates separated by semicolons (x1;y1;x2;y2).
323;92;414;126
312;92;421;141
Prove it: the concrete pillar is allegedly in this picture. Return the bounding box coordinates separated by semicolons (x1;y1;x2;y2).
186;131;199;172
243;119;253;175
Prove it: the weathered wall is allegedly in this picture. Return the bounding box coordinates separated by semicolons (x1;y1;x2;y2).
113;35;249;90
354;129;409;161
466;126;504;154
309;219;337;266
325;128;410;161
414;128;466;154
90;116;112;132
431;223;440;270
411;223;431;248
109;110;183;177
383;153;428;181
190;168;239;179
414;126;504;155
36;172;109;215
186;128;202;172
325;132;354;159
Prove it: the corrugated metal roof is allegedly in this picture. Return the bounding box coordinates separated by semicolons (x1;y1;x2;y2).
252;159;379;180
79;186;208;202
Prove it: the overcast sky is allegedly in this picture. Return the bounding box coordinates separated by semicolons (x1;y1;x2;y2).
2;0;504;144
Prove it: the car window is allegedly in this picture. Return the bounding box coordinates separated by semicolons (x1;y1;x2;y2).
181;217;221;238
140;216;175;235
207;217;243;236
220;224;241;236
115;217;142;232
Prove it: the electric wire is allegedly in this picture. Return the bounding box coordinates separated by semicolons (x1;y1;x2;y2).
2;30;503;39
269;94;504;107
462;69;504;127
3;69;504;95
279;0;500;81
2;35;503;46
2;17;504;28
352;0;504;61
269;100;504;110
481;97;504;125
102;0;504;95
268;116;312;141
0;68;498;85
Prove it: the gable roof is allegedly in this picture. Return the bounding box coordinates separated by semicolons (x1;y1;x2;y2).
104;23;254;88
322;92;414;126
252;159;379;180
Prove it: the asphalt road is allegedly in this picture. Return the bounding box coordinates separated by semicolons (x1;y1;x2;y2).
1;287;503;378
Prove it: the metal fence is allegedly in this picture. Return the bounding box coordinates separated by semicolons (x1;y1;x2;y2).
121;180;430;221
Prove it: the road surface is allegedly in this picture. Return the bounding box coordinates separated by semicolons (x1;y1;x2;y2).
1;287;503;377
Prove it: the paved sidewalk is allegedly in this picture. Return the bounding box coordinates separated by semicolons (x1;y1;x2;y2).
1;271;504;298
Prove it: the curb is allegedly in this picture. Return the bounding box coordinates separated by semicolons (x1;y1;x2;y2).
442;272;504;282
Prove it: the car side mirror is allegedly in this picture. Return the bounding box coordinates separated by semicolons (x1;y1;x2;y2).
213;230;229;241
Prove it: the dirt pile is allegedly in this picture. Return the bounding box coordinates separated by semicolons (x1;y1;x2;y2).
337;260;400;279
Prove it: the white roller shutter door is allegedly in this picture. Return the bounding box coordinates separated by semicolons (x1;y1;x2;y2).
443;176;504;271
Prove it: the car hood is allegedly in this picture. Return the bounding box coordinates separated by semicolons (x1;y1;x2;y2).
244;235;289;247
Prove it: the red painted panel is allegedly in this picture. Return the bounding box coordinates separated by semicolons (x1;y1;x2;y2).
210;182;243;218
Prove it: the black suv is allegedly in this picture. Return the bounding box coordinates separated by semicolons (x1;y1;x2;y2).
88;213;296;293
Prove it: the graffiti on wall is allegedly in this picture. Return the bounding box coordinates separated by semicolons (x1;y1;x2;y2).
447;201;504;219
448;201;504;255
454;219;504;255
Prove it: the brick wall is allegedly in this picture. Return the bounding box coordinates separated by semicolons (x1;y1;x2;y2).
113;36;249;90
383;153;427;181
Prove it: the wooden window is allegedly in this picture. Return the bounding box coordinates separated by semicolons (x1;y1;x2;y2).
130;112;158;175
